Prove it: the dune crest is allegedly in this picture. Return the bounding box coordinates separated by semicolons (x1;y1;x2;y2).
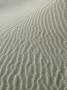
0;0;67;90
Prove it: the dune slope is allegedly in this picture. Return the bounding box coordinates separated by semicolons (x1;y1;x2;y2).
0;0;67;90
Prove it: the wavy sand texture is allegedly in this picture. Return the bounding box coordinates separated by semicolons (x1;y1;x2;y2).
0;0;67;90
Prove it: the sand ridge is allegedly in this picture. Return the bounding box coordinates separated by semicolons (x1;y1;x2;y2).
0;0;67;90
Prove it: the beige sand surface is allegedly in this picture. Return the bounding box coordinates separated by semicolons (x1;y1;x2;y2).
0;0;67;90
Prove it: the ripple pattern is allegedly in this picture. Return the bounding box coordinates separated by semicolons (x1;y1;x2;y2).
0;0;67;90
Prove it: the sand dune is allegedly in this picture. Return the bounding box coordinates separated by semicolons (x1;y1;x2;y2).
0;0;67;90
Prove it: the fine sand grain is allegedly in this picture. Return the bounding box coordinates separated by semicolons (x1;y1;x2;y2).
0;0;67;90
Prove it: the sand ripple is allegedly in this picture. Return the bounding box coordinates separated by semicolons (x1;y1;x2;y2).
0;0;67;90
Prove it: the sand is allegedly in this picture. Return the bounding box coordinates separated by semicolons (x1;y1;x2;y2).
0;0;67;90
